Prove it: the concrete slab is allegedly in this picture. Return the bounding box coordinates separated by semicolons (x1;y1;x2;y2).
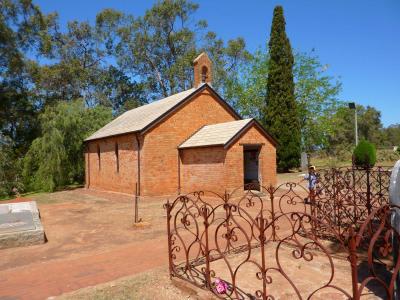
0;201;46;249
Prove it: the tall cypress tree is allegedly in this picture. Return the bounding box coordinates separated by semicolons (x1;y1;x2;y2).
264;6;301;172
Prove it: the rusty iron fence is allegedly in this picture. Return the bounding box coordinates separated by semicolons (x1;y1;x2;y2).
164;166;398;299
314;166;392;239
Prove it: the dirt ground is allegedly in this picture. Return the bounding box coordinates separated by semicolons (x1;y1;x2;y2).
0;188;173;300
0;173;303;264
0;189;172;270
188;245;382;300
55;266;221;300
0;173;335;300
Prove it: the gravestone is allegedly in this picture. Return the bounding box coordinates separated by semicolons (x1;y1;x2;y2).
0;201;45;249
389;160;400;298
301;152;308;171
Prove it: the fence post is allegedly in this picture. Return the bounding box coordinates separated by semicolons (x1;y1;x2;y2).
268;185;276;242
352;166;358;224
333;169;339;231
165;200;174;278
348;227;360;300
310;187;318;237
378;167;383;204
366;167;372;215
134;182;140;223
224;190;232;251
202;205;212;290
336;170;342;234
258;213;267;300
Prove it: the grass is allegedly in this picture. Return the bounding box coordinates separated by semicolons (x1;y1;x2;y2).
0;184;83;203
0;191;45;202
310;149;399;169
55;267;207;300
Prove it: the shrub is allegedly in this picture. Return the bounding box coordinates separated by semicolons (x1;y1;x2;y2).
0;140;24;198
353;140;376;168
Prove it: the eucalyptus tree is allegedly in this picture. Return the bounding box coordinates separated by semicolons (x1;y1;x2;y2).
112;0;249;100
294;52;342;152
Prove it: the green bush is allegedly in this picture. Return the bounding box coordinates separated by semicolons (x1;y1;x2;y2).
353;140;376;168
0;140;24;198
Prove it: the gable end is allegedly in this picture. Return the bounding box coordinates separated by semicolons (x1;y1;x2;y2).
141;84;242;134
224;120;278;149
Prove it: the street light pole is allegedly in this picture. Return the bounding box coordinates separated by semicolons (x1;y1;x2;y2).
348;102;358;146
354;107;358;146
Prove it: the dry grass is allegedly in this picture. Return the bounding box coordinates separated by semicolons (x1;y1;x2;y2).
310;149;399;169
277;172;304;184
54;267;209;300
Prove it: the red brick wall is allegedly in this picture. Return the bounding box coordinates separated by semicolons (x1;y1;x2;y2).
180;147;226;193
84;87;276;197
179;124;276;195
224;125;276;192
140;88;237;196
86;133;138;194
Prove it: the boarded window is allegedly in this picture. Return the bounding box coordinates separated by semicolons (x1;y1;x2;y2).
115;142;119;173
97;144;101;170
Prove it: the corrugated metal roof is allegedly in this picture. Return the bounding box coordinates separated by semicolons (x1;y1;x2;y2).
179;119;253;149
85;88;196;141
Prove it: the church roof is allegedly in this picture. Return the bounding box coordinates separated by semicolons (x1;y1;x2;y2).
85;84;240;141
179;119;254;149
85;88;195;141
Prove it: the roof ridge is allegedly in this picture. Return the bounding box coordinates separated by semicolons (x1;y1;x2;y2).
177;124;207;148
85;83;243;142
125;87;196;113
178;118;255;149
223;119;255;148
85;87;198;141
203;118;252;128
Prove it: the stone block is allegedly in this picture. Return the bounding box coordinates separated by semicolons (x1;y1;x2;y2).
0;201;46;249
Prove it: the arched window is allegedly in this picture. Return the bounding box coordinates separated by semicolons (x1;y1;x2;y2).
201;66;208;83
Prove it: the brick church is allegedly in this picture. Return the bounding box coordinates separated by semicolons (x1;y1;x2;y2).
84;52;277;196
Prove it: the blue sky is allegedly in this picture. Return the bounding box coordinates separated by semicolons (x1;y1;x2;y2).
35;0;399;127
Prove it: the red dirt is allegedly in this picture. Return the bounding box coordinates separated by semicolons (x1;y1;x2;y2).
2;197;34;203
0;238;167;300
0;176;306;300
0;189;170;300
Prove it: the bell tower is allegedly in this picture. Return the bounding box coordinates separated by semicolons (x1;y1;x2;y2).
193;52;212;88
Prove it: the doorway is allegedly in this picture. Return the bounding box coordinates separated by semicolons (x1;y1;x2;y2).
243;146;260;190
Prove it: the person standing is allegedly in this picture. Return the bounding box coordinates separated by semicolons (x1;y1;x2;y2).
300;166;317;204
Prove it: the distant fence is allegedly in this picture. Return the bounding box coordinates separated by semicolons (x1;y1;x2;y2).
165;166;398;299
315;166;392;238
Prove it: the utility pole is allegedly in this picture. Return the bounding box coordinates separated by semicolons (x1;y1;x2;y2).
348;102;358;146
